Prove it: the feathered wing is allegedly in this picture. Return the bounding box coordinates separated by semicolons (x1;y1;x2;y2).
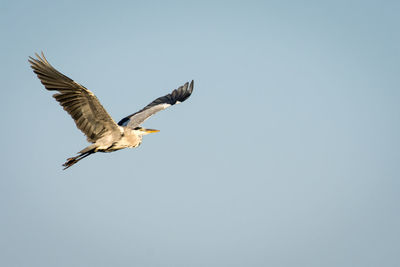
118;80;194;128
29;52;120;142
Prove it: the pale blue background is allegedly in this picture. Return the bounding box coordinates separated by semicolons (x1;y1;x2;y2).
1;1;399;266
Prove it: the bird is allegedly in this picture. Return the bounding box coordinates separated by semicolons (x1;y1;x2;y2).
29;52;194;170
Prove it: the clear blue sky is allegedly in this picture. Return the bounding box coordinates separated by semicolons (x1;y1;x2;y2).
1;0;399;266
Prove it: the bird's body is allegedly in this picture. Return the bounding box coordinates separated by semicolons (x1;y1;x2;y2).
99;126;142;152
29;52;193;169
86;127;142;153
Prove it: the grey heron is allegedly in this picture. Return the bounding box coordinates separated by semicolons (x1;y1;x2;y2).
29;52;194;170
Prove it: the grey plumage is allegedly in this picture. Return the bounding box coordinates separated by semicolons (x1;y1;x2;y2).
28;53;120;142
29;52;194;169
118;81;194;128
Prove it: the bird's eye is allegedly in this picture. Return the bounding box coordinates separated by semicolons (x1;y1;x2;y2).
134;127;141;130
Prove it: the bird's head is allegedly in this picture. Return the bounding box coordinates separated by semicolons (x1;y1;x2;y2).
133;127;160;135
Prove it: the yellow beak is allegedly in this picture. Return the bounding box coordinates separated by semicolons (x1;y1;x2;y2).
144;128;160;133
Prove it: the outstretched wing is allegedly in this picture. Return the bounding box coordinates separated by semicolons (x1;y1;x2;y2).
118;80;194;128
29;52;120;142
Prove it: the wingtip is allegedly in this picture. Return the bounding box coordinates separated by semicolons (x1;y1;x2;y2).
183;82;189;91
189;80;194;93
28;52;40;63
30;51;48;64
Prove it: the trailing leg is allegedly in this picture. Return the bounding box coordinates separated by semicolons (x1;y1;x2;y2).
62;149;96;170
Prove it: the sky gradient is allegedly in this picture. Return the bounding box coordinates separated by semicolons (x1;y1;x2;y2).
1;1;399;266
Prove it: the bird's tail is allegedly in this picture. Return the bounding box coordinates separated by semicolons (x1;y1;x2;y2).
62;147;96;170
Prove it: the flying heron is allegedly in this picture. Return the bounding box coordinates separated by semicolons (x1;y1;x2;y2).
29;52;194;170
